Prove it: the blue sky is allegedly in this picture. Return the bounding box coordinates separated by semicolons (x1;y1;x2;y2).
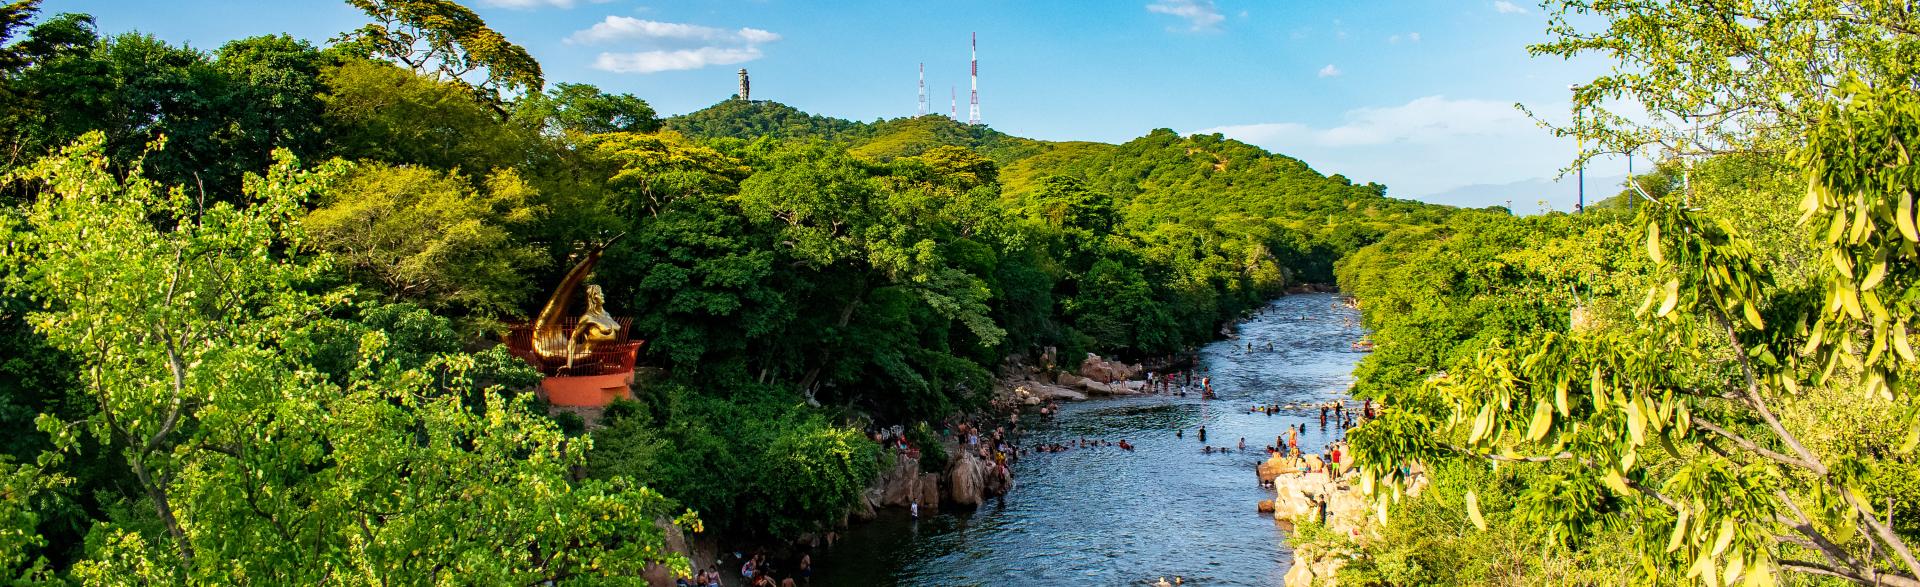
56;0;1632;208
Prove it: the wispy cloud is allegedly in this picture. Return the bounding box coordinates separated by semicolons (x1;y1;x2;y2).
1201;96;1530;148
1492;1;1529;14
567;16;781;45
1317;64;1342;78
1146;0;1224;32
1196;95;1569;199
569;16;780;74
475;0;588;8
1388;32;1423;44
594;46;764;74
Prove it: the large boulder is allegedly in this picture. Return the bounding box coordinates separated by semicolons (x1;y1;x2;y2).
641;518;694;586
877;455;924;508
1077;354;1142;383
1257;454;1296;483
917;473;941;512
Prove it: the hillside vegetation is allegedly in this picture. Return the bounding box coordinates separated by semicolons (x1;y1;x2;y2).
0;0;1450;581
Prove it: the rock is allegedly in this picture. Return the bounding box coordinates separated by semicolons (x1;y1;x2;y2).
1016;382;1086;402
877;456;924;508
641;517;694;586
1057;373;1089;388
918;473;941;512
1080;380;1116;395
1257;454;1296;483
1076;353;1142;383
1123;380;1146;392
1257;499;1275;513
1283;559;1316;587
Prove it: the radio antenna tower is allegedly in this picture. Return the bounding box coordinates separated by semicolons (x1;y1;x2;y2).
968;33;980;125
917;63;928;116
950;86;957;119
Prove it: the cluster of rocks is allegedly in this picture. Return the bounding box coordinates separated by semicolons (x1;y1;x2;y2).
1260;453;1427;587
853;443;1012;521
1000;353;1163;406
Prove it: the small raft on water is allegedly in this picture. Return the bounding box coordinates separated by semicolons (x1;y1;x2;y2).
1350;340;1375;352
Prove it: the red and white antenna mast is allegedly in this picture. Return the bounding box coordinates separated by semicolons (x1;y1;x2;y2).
967;32;980;125
950;86;956;119
917;63;927;116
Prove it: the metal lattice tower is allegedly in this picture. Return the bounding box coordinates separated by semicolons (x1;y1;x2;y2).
950;86;957;119
968;33;980;125
918;63;928;116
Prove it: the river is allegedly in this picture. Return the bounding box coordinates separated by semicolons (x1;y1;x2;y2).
811;292;1366;586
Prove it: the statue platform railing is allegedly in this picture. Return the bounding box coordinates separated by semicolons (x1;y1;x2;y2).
503;318;641;377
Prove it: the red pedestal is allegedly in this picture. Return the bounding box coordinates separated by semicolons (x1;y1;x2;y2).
541;372;634;407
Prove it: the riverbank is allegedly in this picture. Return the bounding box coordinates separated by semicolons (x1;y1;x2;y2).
803;292;1365;585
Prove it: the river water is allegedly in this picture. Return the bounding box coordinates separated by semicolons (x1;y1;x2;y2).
812;293;1365;586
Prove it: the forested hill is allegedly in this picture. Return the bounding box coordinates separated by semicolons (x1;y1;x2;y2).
668;97;1450;280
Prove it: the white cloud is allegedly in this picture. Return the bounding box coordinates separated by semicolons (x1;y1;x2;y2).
1205;96;1529;147
476;0;585;8
1493;1;1529;14
1389;32;1423;44
1318;64;1342;78
1196;95;1578;199
594;46;764;74
1146;0;1224;32
567;16;781;45
570;16;781;74
737;27;782;44
1409;32;1422;42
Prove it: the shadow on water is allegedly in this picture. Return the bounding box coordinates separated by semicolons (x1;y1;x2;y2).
810;293;1365;586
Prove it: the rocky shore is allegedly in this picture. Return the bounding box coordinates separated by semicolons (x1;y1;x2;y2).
1258;452;1427;586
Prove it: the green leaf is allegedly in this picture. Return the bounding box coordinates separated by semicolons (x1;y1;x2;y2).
1711;518;1735;557
1626;396;1647;446
1554;378;1570;418
1469;401;1494;445
1466;489;1487;531
1526;398;1553;441
1656;278;1680;317
1602;468;1633;496
1666;507;1690;553
1895;322;1914;362
1899;189;1917;242
1647;221;1664;264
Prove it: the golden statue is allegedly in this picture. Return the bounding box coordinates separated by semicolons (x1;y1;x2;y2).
529;237;625;373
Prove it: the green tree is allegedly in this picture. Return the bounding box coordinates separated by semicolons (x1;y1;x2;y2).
319;59;533;172
1349;85;1920;586
1537;0;1920;161
334;0;542;105
304;161;548;318
2;134;693;583
516;82;661;136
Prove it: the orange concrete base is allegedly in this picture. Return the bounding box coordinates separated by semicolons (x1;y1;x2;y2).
541;372;634;407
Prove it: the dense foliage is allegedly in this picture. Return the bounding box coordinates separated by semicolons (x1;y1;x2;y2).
1334;2;1920;585
0;0;1440;580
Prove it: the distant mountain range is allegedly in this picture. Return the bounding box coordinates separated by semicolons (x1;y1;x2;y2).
1415;173;1630;214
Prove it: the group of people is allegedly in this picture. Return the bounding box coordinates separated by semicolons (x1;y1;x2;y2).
680;550;813;587
1031;438;1133;453
1146;369;1213;398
